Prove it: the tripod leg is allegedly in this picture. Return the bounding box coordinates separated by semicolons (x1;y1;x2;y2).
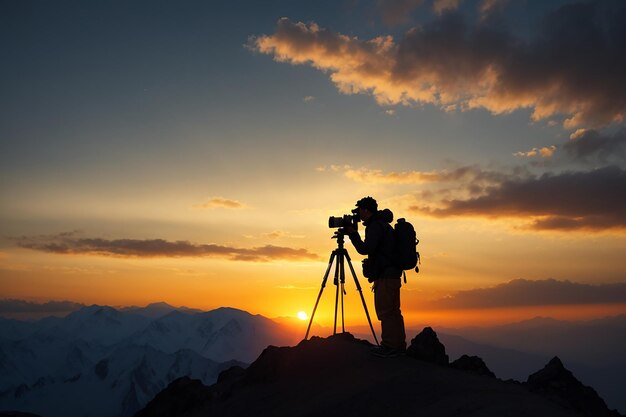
305;251;336;340
345;252;380;346
333;254;340;335
339;252;346;333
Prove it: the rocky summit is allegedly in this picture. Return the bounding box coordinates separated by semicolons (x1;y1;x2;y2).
136;329;623;417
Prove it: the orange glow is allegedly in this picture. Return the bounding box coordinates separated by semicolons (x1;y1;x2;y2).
403;304;626;328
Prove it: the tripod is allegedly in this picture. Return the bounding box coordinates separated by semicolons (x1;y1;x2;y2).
304;231;379;345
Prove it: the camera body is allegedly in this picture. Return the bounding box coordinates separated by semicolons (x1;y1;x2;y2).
328;208;360;230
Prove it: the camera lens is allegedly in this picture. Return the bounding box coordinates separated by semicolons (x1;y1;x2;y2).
328;216;343;228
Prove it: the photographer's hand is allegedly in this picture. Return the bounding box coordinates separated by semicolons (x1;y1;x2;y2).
343;225;357;235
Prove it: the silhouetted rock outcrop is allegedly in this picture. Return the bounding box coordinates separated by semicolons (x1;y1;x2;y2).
216;365;246;384
450;354;496;377
135;377;211;417
407;326;449;365
526;356;622;417
135;332;622;417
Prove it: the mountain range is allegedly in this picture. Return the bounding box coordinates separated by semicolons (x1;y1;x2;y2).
0;303;298;417
1;303;624;416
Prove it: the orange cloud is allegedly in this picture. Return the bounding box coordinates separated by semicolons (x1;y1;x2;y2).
15;233;320;262
334;165;510;186
252;3;626;128
513;146;557;158
194;197;247;209
344;167;442;184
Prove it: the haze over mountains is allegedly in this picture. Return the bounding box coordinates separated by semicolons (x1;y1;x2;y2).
0;302;624;416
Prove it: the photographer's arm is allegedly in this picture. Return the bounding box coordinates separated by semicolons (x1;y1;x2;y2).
348;223;383;255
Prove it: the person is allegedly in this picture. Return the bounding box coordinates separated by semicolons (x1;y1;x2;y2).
344;196;407;357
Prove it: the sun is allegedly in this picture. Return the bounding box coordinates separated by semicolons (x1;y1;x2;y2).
297;311;308;321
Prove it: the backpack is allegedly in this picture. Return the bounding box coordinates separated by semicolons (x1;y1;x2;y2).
393;218;420;281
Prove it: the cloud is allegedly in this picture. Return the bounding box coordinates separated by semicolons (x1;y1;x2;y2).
425;279;626;309
303;95;315;102
433;0;460;15
245;230;306;239
412;166;626;231
262;230;306;239
563;128;626;162
0;299;85;314
315;164;353;173
513;146;557;158
193;197;247;209
377;0;424;26
15;233;321;262
479;0;507;17
339;165;513;186
252;2;626;128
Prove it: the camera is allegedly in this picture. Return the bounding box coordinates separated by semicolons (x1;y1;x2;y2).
328;208;360;229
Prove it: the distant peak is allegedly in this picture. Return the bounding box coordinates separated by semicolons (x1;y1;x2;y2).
547;356;565;369
526;356;613;416
145;302;174;308
78;304;118;315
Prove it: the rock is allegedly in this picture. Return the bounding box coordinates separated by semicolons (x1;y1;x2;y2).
526;356;621;417
135;333;621;417
450;355;496;378
217;365;246;384
407;326;449;365
134;377;212;417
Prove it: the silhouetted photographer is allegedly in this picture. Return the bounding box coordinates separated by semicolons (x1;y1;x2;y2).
343;196;407;357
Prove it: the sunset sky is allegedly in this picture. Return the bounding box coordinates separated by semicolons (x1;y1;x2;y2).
1;0;625;328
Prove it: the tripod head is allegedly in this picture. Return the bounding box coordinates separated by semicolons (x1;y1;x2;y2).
332;230;347;248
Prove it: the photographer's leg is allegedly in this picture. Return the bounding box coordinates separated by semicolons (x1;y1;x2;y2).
374;278;406;351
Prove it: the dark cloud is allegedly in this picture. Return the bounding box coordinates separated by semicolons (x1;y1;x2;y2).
0;299;85;314
412;166;626;231
393;1;626;128
563;128;626;162
15;233;321;262
253;1;626;128
425;279;626;309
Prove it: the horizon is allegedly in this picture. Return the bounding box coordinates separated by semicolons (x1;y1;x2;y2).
1;0;626;329
2;295;625;330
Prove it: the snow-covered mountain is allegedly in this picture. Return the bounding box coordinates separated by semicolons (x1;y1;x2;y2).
1;343;242;417
0;304;299;417
128;307;298;363
0;318;39;341
0;306;150;390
